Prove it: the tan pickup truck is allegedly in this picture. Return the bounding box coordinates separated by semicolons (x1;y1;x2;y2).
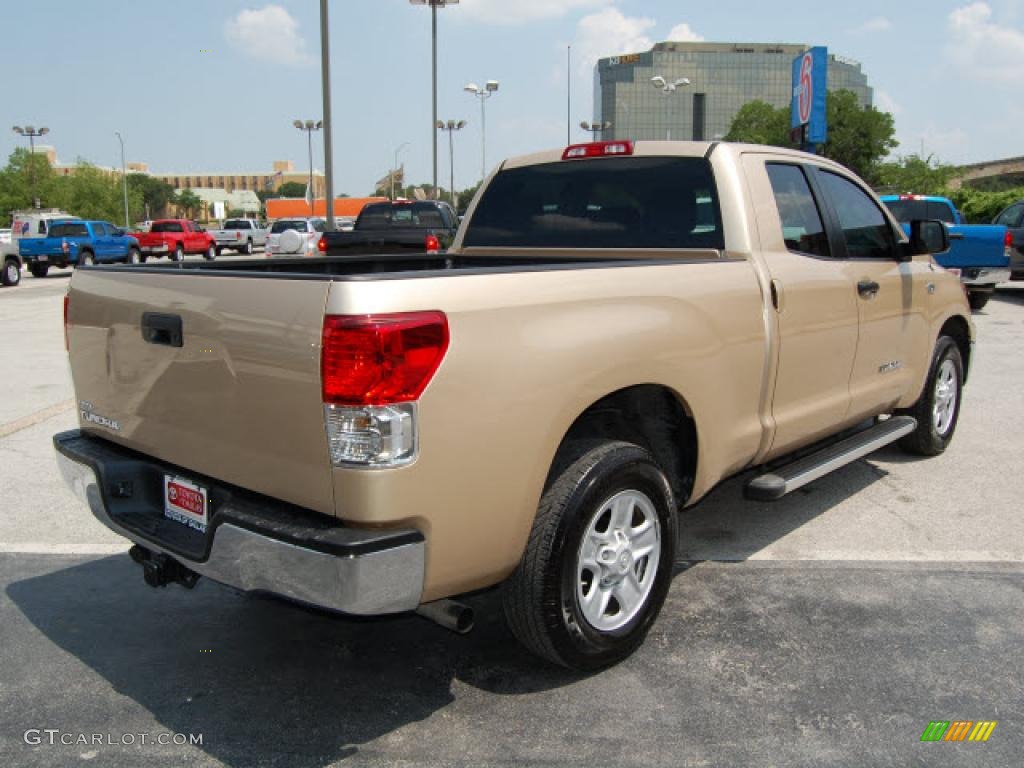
55;141;972;670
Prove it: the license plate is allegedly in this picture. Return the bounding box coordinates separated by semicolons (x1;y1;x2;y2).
164;475;209;532
144;245;168;253
37;255;48;262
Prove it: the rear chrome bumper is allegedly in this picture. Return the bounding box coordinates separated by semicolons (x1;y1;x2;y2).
54;430;424;615
960;268;1011;287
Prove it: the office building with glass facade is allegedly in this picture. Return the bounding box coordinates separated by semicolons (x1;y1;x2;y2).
594;42;872;143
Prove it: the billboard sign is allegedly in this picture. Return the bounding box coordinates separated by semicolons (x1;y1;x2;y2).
791;46;828;145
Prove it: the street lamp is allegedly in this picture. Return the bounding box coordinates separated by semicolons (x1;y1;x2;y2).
293;119;323;214
436;120;466;207
392;141;410;200
115;132;129;228
409;0;459;199
464;80;499;182
650;76;690;140
12;125;50;209
580;120;612;139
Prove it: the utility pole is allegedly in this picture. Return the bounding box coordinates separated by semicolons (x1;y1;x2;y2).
319;0;336;229
115;132;129;228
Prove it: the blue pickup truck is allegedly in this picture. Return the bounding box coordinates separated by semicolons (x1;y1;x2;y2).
880;195;1010;310
19;220;142;278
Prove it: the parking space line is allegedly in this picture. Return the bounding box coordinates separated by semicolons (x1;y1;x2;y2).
0;399;74;439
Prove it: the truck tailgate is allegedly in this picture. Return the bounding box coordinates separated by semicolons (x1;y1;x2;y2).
66;268;336;515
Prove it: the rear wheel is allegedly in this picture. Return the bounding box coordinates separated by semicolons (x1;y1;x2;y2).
899;335;963;456
502;441;677;670
967;291;990;311
243;239;254;255
79;251;95;266
2;258;20;286
172;244;184;262
29;263;48;278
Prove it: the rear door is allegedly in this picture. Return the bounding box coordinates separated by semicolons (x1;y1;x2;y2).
66;270;336;514
90;223;111;260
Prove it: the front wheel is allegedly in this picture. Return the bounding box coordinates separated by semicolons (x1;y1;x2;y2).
2;258;20;286
899;336;964;456
127;248;142;265
203;244;216;261
502;441;677;670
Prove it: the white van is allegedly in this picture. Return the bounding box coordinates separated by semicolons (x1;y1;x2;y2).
2;209;79;287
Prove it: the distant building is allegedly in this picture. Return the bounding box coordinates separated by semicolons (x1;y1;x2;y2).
594;42;873;143
150;160;326;197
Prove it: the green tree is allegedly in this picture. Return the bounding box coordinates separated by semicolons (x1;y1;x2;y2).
456;182;482;216
947;186;1024;224
51;163;133;222
174;188;201;218
0;148;59;216
873;155;957;195
277;181;307;198
127;174;176;220
724;100;793;147
724;90;898;183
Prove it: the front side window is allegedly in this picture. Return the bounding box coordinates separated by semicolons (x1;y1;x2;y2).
766;163;830;257
818;171;896;259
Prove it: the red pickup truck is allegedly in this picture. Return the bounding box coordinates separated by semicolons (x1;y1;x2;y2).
134;220;217;262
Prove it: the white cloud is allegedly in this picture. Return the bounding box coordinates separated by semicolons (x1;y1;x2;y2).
225;5;313;67
850;16;892;34
459;0;612;26
947;2;1024;82
665;23;704;42
573;8;656;74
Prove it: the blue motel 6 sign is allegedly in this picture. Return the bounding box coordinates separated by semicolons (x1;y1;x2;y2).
791;46;828;145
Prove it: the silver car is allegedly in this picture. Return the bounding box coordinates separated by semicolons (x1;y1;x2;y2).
265;218;326;257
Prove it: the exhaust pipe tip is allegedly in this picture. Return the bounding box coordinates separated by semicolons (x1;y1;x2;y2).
416;599;475;634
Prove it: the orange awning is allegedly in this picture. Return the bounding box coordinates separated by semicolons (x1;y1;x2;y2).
265;197;387;220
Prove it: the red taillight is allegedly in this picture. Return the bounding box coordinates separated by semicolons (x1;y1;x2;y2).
321;312;449;406
562;140;634;160
63;293;69;351
236;232;241;240
317;235;327;253
1005;230;1013;248
425;234;441;253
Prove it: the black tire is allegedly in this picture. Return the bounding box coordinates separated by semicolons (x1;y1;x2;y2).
79;251;95;267
29;263;49;278
967;292;990;311
215;246;224;257
172;244;184;262
203;244;216;261
127;248;142;265
502;441;677;670
898;336;964;456
2;258;20;287
243;239;254;255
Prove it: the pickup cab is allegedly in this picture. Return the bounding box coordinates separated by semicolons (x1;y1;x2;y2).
993;200;1024;280
880;194;1011;310
210;219;268;255
132;219;217;262
317;200;458;257
19;220;142;278
55;141;972;670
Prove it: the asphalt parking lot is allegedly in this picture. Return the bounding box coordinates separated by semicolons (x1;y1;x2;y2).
1;268;1022;767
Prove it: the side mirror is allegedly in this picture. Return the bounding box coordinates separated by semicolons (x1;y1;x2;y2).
905;219;950;259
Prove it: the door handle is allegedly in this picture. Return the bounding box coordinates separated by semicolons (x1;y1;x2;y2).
141;312;183;347
948;232;965;240
857;280;880;298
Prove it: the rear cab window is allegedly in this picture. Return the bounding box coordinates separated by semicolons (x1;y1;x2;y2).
151;221;184;233
462;156;724;249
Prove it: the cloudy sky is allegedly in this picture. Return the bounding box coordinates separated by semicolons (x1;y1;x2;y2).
2;0;1021;195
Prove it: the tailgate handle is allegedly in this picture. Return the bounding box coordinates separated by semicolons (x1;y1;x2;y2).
141;312;183;348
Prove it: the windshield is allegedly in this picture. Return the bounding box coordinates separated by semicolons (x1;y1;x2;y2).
271;220;309;233
358;203;449;230
463;157;724;249
151;221;184;233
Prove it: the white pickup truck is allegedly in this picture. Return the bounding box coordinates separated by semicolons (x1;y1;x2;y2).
209;219;267;255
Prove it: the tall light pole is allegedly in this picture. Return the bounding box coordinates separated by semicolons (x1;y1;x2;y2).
410;0;459;200
293;119;323;215
115;132;129;228
436;120;466;207
650;76;690;140
319;0;336;229
12;125;49;209
580;120;612;140
392;142;410;200
567;45;571;144
464;80;499;182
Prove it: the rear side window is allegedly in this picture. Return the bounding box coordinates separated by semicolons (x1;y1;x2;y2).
818;172;896;259
151;221;184;233
92;223;108;236
463;157;724;249
49;222;89;238
766;164;830;257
